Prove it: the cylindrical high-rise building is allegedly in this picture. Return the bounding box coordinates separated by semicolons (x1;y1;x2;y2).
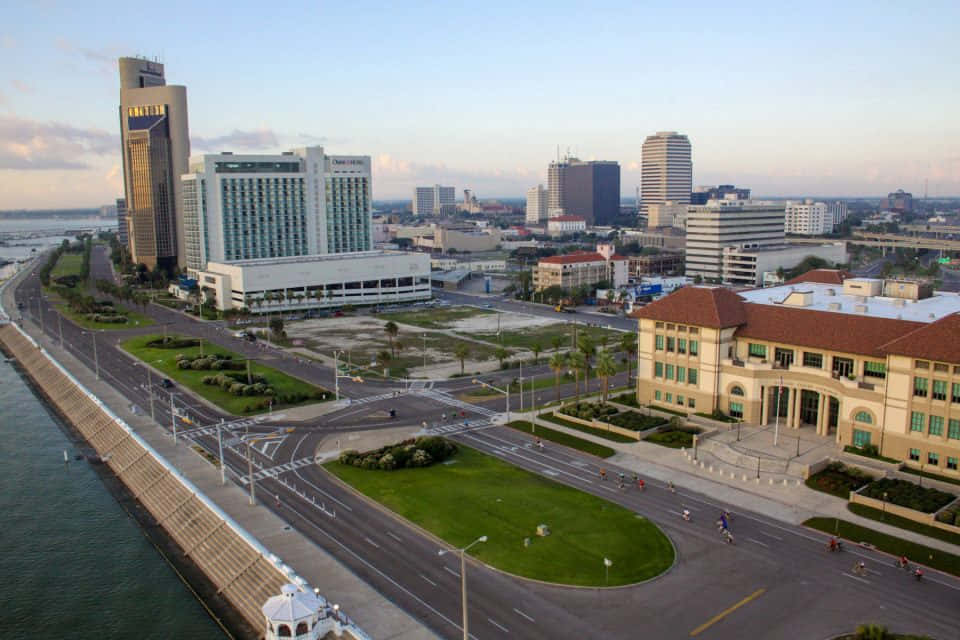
640;131;692;214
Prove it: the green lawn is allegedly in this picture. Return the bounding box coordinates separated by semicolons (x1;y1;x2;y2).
899;465;960;487
50;253;83;279
380;306;494;329
846;503;960;547
471;323;620;351
53;301;154;330
327;444;672;585
538;412;637;443
644;429;695;449
122;334;329;415
506;420;616;458
804;517;960;577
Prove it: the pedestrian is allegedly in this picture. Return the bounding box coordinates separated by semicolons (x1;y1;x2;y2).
668;481;675;493
600;468;607;481
535;437;543;450
638;478;645;491
442;413;447;421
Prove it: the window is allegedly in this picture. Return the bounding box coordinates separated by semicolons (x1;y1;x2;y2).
688;369;698;385
677;366;686;383
729;402;744;419
678;338;687;354
730;386;745;396
863;361;886;379
677;395;684;405
910;411;925;432
689;340;699;356
913;377;928;398
667;337;675;352
934;363;948;373
933;380;947;401
774;348;794;367
689;327;698;335
655;322;664;329
654;390;661;401
688;398;696;408
665;392;673;403
854;411;873;424
948;457;958;471
952;383;960;404
655;362;664;378
832;357;854;377
666;323;675;330
665;364;675;380
852;429;871;448
915;360;929;369
928;452;939;466
909;448;920;461
803;352;823;368
929;415;944;436
748;343;766;358
655;335;664;350
949;419;960;440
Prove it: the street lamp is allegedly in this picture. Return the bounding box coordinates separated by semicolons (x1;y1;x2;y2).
882;491;888;521
169;391;178;444
438;535;488;640
333;350;363;401
81;330;100;380
472;378;509;422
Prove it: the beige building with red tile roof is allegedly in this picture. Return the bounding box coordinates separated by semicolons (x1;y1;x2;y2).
631;271;960;476
533;243;628;291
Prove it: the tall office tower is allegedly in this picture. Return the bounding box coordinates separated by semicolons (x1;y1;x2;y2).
640;131;692;213
547;158;571;216
784;200;831;235
413;185;456;216
181;147;372;275
563;160;621;225
115;198;128;247
118;56;190;269
525;184;548;224
684;200;785;281
829;201;848;228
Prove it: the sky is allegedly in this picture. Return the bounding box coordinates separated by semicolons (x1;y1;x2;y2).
0;0;958;209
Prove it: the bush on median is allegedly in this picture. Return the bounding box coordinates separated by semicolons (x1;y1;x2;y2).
338;437;457;471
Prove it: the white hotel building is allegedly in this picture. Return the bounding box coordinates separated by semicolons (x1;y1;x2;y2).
180;146;430;312
785;200;831;235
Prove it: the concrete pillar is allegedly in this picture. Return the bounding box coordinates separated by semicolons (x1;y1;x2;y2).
816;392;826;436
785;387;795;428
761;385;769;425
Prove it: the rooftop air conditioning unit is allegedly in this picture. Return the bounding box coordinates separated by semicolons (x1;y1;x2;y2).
828;302;841;311
855;304;868;314
826;288;836;296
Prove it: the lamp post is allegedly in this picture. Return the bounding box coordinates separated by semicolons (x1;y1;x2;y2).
82;330;100;380
472;378;509;422
882;491;888;521
438;535;487;640
422;332;427;371
333;350;363;401
169;391;178;444
218;418;226;485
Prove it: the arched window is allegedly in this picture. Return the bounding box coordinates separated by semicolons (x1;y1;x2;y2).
730;386;745;396
277;624;291;637
854;411;873;424
296;622;310;635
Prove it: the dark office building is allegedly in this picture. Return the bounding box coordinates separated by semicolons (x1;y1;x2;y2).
690;184;751;205
886;189;913;213
563;160;620;225
116;197;128;247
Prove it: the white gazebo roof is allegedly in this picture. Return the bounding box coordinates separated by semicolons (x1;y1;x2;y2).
262;584;322;623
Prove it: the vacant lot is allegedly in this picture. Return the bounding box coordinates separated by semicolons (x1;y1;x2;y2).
472;322;621;351
327;444;672;586
379;306;494;329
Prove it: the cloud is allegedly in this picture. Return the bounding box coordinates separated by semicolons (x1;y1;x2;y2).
192;129;333;152
11;80;33;94
55;38;123;74
371;154;535;198
0;115;118;170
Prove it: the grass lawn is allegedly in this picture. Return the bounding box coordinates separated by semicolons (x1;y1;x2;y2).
122;334;329;415
53;301;154;330
804;517;960;577
899;465;960;487
326;444;672;585
380;306;494;329
846;503;960;547
842;445;900;465
644;429;695;449
50;253;83;279
506;420;616;459
539;412;637;443
471;323;620;351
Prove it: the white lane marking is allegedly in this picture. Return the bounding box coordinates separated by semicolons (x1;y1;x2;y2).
387;531;403;543
747;537;769;547
513;608;535;622
443;566;460;578
420;574;437;587
759;530;783;541
365;536;380;549
464;432;596;483
488;618;510;633
843;572;871;584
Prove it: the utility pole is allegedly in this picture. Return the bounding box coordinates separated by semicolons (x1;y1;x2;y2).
57;313;63;348
218;418;225;485
247;440;256;505
170;392;177;444
147;368;155;421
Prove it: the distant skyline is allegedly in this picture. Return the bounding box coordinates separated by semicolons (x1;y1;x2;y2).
1;1;958;208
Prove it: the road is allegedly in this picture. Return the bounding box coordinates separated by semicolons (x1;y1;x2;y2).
9;250;960;640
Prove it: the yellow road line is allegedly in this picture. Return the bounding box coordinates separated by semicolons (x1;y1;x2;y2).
689;588;766;637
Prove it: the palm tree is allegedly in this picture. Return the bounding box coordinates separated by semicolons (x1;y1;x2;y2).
549;351;567;403
454;343;470;376
384;321;399;358
596;349;617;404
568;351;586;402
530;341;543;365
550;334;565;354
494;346;509;369
376;350;392;375
620;331;638;385
578;334;596;395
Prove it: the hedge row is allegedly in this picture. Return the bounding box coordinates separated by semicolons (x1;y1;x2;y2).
559;402;618;421
805;462;874;499
861;478;955;514
175;353;245;371
339;437;457;471
146;337;201;349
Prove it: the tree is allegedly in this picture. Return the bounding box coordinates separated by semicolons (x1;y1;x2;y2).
549;352;567;403
384;321;399;358
376;350;392;372
853;624;889;640
568;351;586;401
595;349;617;403
550;334;566;353
494;346;509;369
269;316;285;339
578;334;596;393
620;331;637;385
531;341;543;365
454;343;470;376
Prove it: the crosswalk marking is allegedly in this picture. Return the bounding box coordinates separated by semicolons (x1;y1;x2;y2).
417;388;499;417
425;420;494;437
238;456;315;484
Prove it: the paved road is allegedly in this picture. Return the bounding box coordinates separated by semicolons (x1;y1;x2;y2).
11;253;960;640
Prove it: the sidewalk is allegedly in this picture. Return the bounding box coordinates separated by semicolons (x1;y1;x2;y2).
523;410;960;555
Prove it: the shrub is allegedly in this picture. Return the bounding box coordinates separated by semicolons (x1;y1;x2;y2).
378;453;397;470
560;402;618;421
862;478;955;513
611;393;639;407
805;462;874;499
146;337;200;349
411;449;432;467
606;411;666;431
338;437;456;471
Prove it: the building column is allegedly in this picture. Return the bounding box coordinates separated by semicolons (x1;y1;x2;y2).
761;386;769;425
789;388;800;428
816;392;826;436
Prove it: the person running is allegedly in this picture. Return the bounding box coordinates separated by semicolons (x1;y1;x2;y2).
719;511;729;532
853;561;866;576
681;509;691;522
668;481;676;493
914;567;923;581
828;537;839;552
535;437;543;450
617;472;625;484
637;478;645;491
898;556;909;570
599;468;607;481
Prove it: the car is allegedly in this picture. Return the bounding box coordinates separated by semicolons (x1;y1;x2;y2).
160;378;174;389
484;303;493;308
333;311;344;317
232;331;246;339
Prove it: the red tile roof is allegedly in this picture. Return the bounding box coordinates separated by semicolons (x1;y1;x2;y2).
539;251;607;265
785;269;854;286
735;304;923;357
879;313;960;363
632;287;748;328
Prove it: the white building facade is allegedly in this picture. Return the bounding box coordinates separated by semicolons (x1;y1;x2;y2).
830;201;849;228
413;184;456;216
525;184;548;224
685;200;786;281
722;242;849;287
547;215;587;236
785;200;831;235
641;131;692;212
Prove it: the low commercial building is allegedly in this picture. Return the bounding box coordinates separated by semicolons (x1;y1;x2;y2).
722;242;848;287
633;272;960;476
628;252;685;278
622;228;687;251
414;225;501;253
646;202;687;229
685;200;786;281
430;258;507;272
547;215;587;236
533;243;628;291
785;200;831;235
196;250;431;312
